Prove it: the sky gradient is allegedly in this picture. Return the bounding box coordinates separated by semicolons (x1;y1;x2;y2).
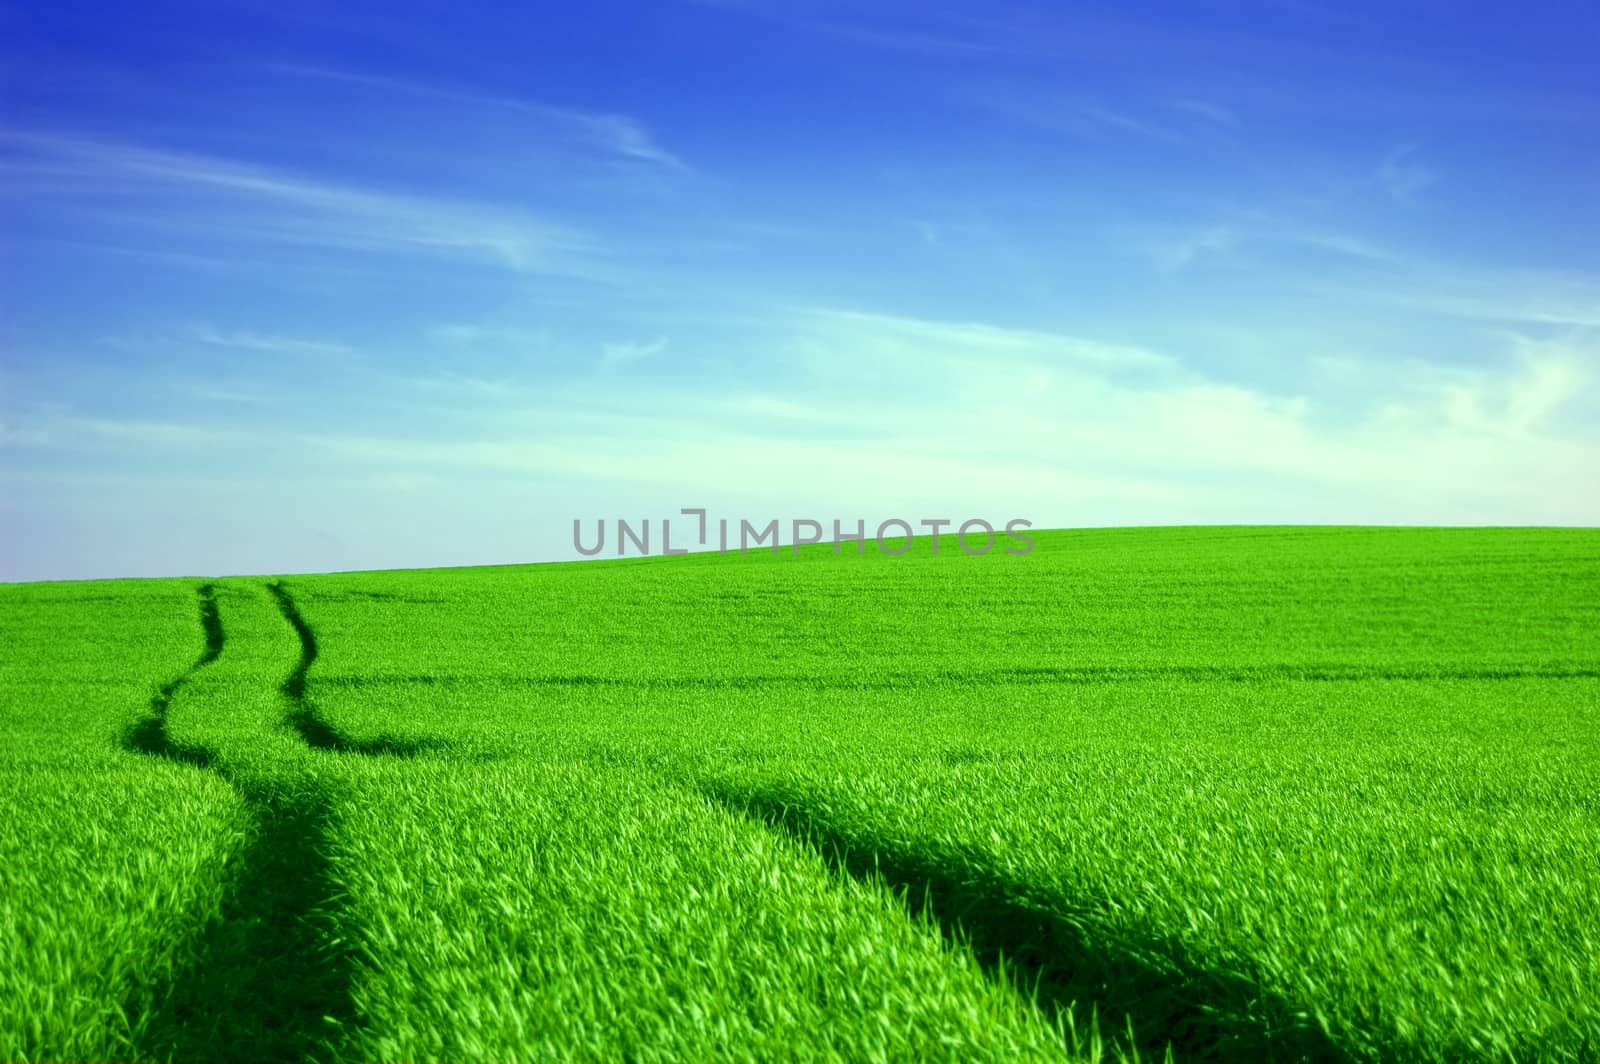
3;0;1598;580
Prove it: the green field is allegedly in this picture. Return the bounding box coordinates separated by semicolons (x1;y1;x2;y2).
2;527;1597;1062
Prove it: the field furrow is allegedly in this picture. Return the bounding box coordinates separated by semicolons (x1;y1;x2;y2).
118;581;355;1062
697;778;1348;1062
269;582;459;758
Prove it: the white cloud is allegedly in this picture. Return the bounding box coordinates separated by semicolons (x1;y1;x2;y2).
191;326;352;358
266;64;686;169
1322;265;1600;328
177;383;278;403
1142;212;1401;274
295;310;1600;525
62;416;237;448
800;307;1178;372
10;310;1596;535
1168;98;1240;126
967;87;1189;146
601;337;669;369
1151;225;1239;272
2;131;599;273
689;2;1032;59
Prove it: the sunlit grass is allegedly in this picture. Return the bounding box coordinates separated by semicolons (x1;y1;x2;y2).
2;527;1596;1061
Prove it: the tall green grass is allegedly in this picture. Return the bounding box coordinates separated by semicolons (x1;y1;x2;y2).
0;582;249;1062
1;527;1596;1061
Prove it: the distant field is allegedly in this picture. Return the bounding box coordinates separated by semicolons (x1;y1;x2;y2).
2;527;1597;1062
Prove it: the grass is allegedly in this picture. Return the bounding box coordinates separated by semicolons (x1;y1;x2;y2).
331;759;1071;1062
1;526;1597;1061
0;581;250;1062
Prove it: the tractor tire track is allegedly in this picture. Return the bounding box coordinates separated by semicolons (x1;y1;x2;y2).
122;583;357;1063
301;662;1600;693
268;581;452;758
122;583;222;767
700;781;1355;1064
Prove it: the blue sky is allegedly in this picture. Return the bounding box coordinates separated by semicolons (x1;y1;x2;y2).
3;0;1598;580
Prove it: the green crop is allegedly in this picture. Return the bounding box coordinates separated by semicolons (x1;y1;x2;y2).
2;527;1596;1061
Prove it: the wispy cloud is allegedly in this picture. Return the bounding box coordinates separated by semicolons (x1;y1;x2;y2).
266;64;687;169
1331;273;1600;329
1141;208;1600;329
53;416;238;449
1138;211;1402;275
601;337;669;370
2;131;601;273
293;310;1599;524
1073;103;1183;143
10;308;1597;535
428;324;555;352
1280;230;1399;262
1150;225;1239;272
797;307;1180;376
393;372;522;400
1371;333;1597;440
1168;98;1240;126
688;1;1032;59
190;326;353;358
175;382;279;403
968;87;1189;146
1378;145;1437;201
